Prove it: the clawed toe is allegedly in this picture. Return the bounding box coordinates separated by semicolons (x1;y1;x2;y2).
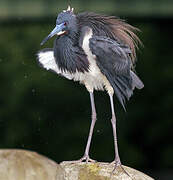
110;159;121;167
63;155;96;164
80;155;96;163
110;160;131;178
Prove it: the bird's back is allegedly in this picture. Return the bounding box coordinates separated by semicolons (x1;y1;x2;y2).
77;12;140;64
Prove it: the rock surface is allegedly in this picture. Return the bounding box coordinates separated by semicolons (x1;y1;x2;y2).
0;149;64;180
0;149;154;180
60;161;154;180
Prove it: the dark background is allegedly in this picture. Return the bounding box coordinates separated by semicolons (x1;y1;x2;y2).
0;0;172;179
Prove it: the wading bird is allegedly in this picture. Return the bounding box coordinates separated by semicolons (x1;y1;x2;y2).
37;6;144;168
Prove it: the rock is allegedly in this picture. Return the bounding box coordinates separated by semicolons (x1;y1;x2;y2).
0;149;154;180
60;161;155;180
0;149;65;180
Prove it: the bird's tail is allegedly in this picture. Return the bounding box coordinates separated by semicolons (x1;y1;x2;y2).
112;71;144;110
130;71;144;90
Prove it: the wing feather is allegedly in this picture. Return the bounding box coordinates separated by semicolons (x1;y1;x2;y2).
36;48;73;80
37;48;61;74
89;36;144;108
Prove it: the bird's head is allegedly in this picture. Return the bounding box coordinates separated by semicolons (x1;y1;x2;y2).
41;6;77;45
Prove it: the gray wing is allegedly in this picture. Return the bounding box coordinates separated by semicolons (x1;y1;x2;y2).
89;36;144;109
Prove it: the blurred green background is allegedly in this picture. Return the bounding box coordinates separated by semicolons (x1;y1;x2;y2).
0;0;173;179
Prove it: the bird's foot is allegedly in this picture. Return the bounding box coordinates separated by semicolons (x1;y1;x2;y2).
79;155;96;163
110;158;121;168
63;155;96;164
110;160;131;178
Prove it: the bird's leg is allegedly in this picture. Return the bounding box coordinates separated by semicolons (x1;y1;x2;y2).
79;92;97;163
109;94;121;167
109;94;131;177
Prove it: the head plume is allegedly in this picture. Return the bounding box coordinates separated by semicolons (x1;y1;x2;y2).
63;5;74;13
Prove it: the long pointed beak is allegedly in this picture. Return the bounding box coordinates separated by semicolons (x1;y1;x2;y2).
41;23;66;45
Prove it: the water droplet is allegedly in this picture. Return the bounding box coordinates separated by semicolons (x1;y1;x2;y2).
21;144;25;148
24;75;28;79
22;61;26;65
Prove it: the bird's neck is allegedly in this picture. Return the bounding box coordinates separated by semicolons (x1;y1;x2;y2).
53;35;89;73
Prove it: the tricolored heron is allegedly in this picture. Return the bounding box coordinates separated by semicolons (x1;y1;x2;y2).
37;6;144;168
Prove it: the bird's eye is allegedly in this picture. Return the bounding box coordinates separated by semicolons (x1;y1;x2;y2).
64;22;67;26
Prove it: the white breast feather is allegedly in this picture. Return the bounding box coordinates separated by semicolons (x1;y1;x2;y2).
81;28;105;92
